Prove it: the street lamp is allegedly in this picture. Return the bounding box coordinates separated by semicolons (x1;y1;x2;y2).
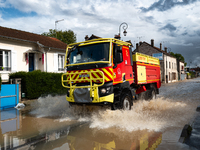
55;19;64;31
55;19;64;38
118;22;128;40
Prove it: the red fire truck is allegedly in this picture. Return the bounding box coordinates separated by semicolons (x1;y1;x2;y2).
61;38;161;110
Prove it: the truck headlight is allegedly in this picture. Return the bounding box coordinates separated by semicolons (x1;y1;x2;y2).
100;87;111;94
101;88;106;94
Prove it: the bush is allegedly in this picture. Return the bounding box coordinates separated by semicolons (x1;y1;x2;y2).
9;70;67;99
190;72;196;78
187;72;196;79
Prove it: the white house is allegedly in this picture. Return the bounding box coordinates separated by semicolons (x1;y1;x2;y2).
0;26;67;82
163;51;178;83
134;39;185;83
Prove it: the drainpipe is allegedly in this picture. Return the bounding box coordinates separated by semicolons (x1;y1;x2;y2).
37;41;45;71
46;48;51;72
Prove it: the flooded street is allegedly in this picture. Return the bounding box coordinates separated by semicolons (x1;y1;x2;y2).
1;78;200;150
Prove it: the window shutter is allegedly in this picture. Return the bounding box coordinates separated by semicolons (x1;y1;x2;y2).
11;50;17;72
54;53;58;72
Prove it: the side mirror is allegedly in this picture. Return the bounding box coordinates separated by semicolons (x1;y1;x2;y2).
66;58;70;64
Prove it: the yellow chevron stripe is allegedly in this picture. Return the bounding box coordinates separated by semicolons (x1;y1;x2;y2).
102;68;112;81
72;70;79;79
91;69;102;82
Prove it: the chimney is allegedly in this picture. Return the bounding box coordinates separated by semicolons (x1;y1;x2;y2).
160;43;162;50
85;35;89;41
151;39;154;47
139;41;142;45
136;43;138;50
164;47;167;52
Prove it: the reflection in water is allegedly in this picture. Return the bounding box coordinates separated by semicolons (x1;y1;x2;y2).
65;124;162;150
0;108;21;149
0;96;164;150
0;107;163;150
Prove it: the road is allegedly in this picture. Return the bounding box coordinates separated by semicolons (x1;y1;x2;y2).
0;77;200;150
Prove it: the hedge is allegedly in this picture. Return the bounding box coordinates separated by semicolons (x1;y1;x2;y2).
9;70;67;99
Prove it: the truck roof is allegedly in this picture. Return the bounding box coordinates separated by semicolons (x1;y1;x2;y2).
67;38;132;48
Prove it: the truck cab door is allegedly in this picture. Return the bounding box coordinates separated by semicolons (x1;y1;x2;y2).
113;45;123;84
113;44;134;85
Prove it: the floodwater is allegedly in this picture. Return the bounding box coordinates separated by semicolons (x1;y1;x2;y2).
1;78;200;150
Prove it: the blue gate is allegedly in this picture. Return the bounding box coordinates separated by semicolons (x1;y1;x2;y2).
0;84;19;110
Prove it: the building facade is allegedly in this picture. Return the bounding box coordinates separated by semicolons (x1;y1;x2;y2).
0;26;67;82
134;39;185;83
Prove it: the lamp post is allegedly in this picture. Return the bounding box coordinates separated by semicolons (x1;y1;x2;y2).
55;19;64;38
118;22;128;40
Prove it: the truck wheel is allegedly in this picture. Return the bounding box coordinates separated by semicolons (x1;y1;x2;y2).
121;93;132;110
150;88;156;100
111;102;119;110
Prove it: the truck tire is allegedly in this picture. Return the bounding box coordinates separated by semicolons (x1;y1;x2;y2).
111;101;119;110
121;93;132;110
150;88;156;100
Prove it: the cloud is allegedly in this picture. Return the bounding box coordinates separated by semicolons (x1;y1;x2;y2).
159;23;177;37
196;30;200;36
140;0;198;12
0;0;200;65
170;40;193;46
160;23;177;31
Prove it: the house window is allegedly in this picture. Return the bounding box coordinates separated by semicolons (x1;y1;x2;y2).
58;54;65;71
0;50;11;71
169;62;171;69
172;72;176;80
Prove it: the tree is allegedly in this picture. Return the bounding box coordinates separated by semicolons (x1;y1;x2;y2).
170;52;187;66
42;29;76;44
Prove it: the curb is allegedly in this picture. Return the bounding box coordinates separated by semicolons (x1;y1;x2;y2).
196;105;200;112
179;105;200;143
179;124;192;143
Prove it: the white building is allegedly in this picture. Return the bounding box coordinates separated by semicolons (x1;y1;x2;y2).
0;26;67;82
163;52;177;83
134;39;186;83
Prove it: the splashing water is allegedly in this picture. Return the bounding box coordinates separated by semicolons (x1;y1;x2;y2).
30;95;72;118
89;98;196;132
29;95;197;132
30;95;99;121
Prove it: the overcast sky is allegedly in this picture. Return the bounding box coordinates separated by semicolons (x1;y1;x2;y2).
0;0;200;67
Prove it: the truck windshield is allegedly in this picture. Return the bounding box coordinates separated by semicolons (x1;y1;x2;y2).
68;43;110;65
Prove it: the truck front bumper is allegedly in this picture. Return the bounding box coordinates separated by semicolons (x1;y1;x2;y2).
66;93;114;104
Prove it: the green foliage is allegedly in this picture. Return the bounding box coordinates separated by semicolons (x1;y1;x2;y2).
184;62;187;67
170;52;185;63
187;72;196;79
42;29;76;44
9;70;67;99
9;71;27;93
189;72;196;78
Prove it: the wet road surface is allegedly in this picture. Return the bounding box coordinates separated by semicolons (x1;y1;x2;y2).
1;77;200;150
